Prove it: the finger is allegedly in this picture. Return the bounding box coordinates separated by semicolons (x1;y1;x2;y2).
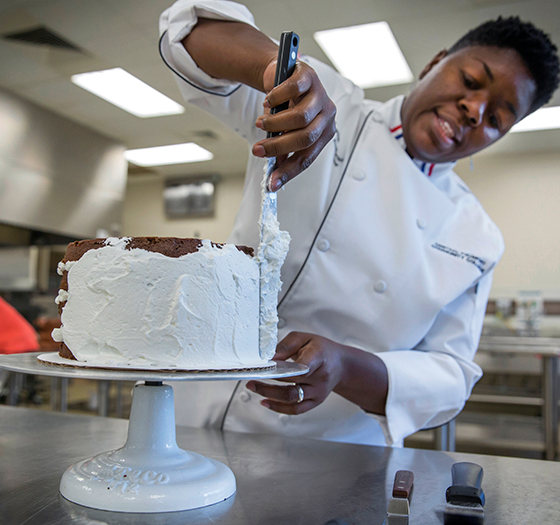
264;64;313;108
273;332;313;361
253;107;334;159
247;380;313;404
275;153;288;169
269;126;335;190
258;92;323;135
273;338;324;387
261;398;315;415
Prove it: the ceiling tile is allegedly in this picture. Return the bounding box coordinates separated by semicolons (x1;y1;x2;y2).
0;0;557;177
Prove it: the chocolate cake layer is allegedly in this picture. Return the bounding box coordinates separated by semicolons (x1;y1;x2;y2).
62;237;253;264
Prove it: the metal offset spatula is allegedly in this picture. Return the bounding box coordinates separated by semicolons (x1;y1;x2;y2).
259;31;299;230
258;31;299;353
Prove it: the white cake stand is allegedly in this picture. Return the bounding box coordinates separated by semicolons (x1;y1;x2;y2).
0;352;308;513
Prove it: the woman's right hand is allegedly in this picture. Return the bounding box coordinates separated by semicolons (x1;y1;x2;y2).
252;59;337;191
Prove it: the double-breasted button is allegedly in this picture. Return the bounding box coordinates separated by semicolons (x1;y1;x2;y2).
353;170;366;181
239;391;251;402
374;280;387;293
372;112;384;123
317;239;330;252
417;218;427;230
277;317;286;329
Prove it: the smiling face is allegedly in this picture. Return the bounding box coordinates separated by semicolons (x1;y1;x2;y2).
401;45;537;163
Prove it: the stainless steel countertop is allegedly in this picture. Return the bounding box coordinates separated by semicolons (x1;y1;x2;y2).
1;405;559;524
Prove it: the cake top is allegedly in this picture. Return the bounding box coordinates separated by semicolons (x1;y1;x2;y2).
61;236;254;264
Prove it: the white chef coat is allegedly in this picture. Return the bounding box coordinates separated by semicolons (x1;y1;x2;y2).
159;0;505;446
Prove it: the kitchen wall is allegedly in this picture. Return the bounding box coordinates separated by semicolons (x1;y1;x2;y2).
123;146;560;299
457;149;560;299
122;173;246;243
0;87;128;239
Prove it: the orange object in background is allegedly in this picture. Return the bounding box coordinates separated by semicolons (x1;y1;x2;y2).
0;297;40;354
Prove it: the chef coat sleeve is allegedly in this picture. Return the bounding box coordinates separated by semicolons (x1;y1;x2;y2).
159;1;356;148
373;267;495;445
159;0;270;145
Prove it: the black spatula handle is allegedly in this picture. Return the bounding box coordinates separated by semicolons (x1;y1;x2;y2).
267;31;299;138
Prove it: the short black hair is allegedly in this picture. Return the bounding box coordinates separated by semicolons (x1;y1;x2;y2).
448;16;559;114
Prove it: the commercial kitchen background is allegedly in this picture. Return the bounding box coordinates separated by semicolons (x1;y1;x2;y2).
1;0;560;458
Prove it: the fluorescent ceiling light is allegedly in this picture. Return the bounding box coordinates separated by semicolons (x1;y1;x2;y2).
314;22;413;88
71;68;185;118
510;106;560;133
124;143;213;166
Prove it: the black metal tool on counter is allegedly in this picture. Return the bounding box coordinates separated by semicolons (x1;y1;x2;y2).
444;462;485;524
383;470;414;525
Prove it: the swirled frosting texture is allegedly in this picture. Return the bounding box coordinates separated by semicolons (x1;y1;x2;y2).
257;159;291;359
53;238;263;369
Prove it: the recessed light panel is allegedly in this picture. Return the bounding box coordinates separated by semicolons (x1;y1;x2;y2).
314;21;413;88
124;143;213;166
510;106;560;133
72;68;185;118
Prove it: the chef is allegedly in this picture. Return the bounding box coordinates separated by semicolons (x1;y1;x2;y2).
159;1;559;446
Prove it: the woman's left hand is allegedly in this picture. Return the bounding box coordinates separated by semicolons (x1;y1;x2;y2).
245;332;346;415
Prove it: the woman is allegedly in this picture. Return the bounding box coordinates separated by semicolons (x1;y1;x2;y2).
159;1;559;446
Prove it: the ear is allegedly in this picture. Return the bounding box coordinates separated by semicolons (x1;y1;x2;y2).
418;49;448;79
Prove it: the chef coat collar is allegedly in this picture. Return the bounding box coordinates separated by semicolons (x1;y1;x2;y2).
379;95;457;179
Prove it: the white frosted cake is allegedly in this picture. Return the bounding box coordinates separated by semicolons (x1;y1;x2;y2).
51;236;280;370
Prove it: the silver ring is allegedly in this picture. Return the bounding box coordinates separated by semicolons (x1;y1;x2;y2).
296;384;304;404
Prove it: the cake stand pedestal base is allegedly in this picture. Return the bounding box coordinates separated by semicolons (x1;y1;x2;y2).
60;382;236;513
0;353;307;513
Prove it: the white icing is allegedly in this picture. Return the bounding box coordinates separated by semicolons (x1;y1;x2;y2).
55;289;69;305
56;239;262;369
104;236;131;247
257;158;291;359
51;328;63;342
57;260;77;276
